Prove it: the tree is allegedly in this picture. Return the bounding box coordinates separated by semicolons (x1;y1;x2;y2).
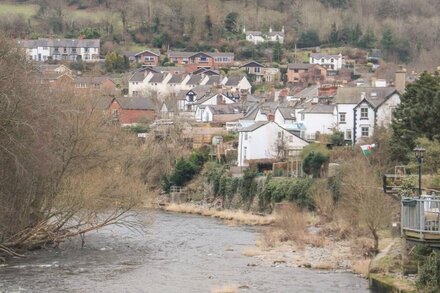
105;52;129;73
272;42;283;63
224;12;239;34
381;27;396;53
79;27;101;39
349;23;362;46
303;151;329;178
358;27;376;49
391;72;440;162
329;22;339;46
338;157;394;252
297;29;320;48
205;14;213;39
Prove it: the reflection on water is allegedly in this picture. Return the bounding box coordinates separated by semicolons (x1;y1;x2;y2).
0;211;369;292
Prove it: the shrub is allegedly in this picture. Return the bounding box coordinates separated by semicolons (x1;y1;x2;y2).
416;250;440;292
303;151;329;178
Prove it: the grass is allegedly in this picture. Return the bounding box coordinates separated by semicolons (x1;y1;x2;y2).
164;203;275;225
0;2;38;18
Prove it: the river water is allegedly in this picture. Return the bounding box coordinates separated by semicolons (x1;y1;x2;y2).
0;211;370;292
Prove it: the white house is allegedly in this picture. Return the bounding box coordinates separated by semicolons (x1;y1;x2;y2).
201;104;244;123
334;87;401;144
244;26;285;44
310;53;343;71
17;38;100;62
222;75;252;93
237;121;308;167
298;103;338;141
194;93;236;121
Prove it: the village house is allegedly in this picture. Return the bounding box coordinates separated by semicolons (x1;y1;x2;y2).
194;93;237;121
244;26;285;44
201;104;244;124
309;53;343;71
237;121;308;167
17;38;100;62
177;86;212;112
167;51;234;71
75;76;117;95
109;97;156;126
133;49;160;66
287;63;327;84
222;75;252;93
241;61;280;83
298;102;338;141
334;87;401;144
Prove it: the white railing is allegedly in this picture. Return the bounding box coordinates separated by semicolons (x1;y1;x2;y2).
401;196;440;238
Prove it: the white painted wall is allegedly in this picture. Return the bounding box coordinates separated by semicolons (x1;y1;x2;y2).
237;122;308;167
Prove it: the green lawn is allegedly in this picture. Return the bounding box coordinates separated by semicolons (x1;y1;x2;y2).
0;3;38;18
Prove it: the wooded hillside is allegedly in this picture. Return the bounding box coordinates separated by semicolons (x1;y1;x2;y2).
1;0;439;70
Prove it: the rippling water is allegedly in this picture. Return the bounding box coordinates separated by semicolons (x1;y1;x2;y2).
0;211;370;292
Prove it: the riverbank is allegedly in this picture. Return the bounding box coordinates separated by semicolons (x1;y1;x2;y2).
160;202;372;276
164;203;275;226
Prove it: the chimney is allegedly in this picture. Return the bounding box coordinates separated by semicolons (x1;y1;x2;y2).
268;113;275;122
395;65;407;94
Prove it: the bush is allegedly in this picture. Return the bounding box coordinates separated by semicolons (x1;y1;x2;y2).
303;152;329;178
416;250;440;292
262;178;313;208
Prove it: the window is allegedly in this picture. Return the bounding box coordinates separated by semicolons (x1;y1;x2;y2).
361;127;369;137
144;56;154;62
243;146;247;160
289;135;293;142
244;133;248;140
301;113;305;120
330;58;334;63
111;109;119;121
132;91;139;96
43;47;48;50
345;129;352;140
360;108;368;119
255;67;261;73
278;132;282;139
85;47;89;53
339;113;346;123
200;56;208;63
293;69;299;73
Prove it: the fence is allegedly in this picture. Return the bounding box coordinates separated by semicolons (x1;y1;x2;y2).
401;196;440;243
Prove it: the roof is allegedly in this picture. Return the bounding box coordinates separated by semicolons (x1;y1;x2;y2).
75;76;114;85
168;74;186;84
299;104;336;114
186;74;203;85
294;85;320;99
268;31;284;36
246;31;263;36
241;61;265;68
134;49;159;57
334;87;398;108
130;71;147;82
149;73;166;83
204;75;222;86
224;76;245;86
277;107;296;120
191;85;211;97
210;52;234;58
18;38;100;48
288;63;313;70
310;53;341;60
115;97;155;110
206;104;243;115
240;121;269;132
151;66;185;74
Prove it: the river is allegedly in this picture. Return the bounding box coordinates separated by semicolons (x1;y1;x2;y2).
0;211;370;292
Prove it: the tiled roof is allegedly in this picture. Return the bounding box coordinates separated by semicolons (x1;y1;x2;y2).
334;87;398;108
130;71;147;82
224;75;244;86
288;63;313;70
186;74;203;85
240;121;269;132
149;73;166;83
18;38;100;48
300;104;335;114
310;53;341;59
116;97;155;110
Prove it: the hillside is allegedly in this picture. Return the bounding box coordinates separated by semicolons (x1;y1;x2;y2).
1;0;439;71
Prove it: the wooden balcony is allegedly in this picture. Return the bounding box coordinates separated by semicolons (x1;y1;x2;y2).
401;196;440;246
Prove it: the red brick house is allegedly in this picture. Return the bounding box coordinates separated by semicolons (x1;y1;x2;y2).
75;76;117;95
167;51;234;71
287;63;327;84
134;49;160;66
109;97;156;125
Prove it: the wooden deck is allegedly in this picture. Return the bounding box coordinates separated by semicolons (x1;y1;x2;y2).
401;196;440;246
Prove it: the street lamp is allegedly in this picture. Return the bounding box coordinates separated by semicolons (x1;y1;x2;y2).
414;146;426;196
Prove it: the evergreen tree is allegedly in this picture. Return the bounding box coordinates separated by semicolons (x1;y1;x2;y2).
358;26;376;49
329;22;339;45
224;12;239;34
349;23;362;46
381;27;396;53
272;42;283;63
391;72;440;162
205;14;213;38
